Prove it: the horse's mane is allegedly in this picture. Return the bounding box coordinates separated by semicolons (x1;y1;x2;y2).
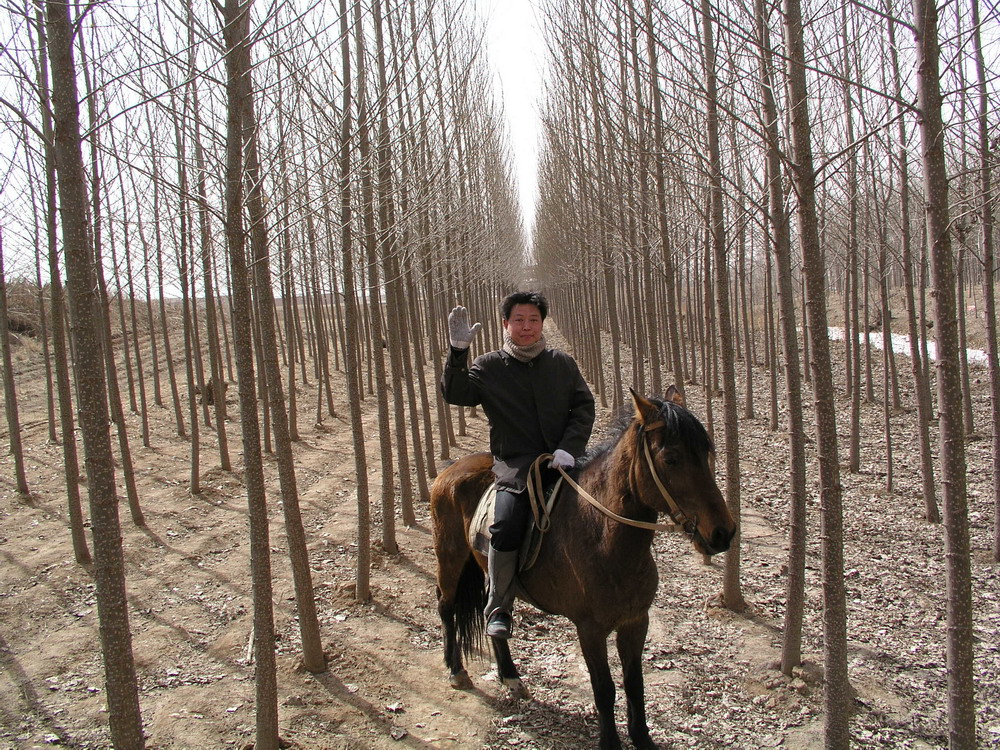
582;396;714;467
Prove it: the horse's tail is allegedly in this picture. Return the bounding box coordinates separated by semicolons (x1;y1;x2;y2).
454;551;486;660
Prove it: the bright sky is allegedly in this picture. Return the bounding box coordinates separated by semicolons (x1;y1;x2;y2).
475;0;545;237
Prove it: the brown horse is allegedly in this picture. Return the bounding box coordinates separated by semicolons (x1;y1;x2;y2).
431;387;736;750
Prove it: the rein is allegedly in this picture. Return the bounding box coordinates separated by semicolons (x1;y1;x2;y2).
529;420;697;537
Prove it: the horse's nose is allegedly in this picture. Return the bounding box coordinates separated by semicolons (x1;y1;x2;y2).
710;526;733;554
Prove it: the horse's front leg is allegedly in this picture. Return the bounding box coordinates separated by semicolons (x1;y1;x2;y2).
616;615;657;750
491;637;530;699
577;624;621;750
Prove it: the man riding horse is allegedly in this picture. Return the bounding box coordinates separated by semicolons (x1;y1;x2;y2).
442;290;595;639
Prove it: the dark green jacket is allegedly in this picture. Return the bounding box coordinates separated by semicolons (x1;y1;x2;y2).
442;346;595;491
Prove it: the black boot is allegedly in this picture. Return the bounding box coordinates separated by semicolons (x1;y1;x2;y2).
485;546;518;639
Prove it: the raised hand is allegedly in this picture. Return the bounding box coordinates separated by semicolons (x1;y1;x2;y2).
448;306;482;350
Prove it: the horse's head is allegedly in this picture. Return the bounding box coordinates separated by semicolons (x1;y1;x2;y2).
629;387;736;556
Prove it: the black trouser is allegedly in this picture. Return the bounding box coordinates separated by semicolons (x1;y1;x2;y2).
489;489;531;551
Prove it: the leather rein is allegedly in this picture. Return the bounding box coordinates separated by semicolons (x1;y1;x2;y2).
526;419;698;538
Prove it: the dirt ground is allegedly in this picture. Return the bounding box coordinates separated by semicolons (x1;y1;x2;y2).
1;319;999;749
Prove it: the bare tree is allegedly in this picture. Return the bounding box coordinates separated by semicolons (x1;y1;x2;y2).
842;4;862;475
372;0;416;528
912;0;976;744
218;0;279;744
643;0;686;396
783;0;851;743
342;0;373;602
45;0;144;744
753;0;807;675
700;0;745;612
32;3;89;562
237;16;326;674
885;0;938;522
967;0;1000;564
187;0;231;470
0;231;30;496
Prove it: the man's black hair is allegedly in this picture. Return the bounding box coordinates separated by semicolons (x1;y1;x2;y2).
501;291;549;321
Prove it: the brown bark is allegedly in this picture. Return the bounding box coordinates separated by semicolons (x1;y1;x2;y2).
189;0;231;470
46;0;144;744
373;0;416;528
643;0;686;397
700;0;744;612
0;233;30;496
912;0;976;744
885;4;938;523
344;0;372;601
34;8;88;561
783;0;850;743
220;1;279;744
77;31;144;528
754;0;807;675
969;0;1000;562
237;32;326;673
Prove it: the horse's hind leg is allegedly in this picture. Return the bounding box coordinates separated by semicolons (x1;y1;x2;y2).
437;549;486;689
616;615;657;750
491;638;529;699
438;586;473;689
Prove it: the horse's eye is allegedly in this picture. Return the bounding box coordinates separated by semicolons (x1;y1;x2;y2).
661;449;680;467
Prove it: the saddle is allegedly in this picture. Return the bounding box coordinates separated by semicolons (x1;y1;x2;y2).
469;461;565;573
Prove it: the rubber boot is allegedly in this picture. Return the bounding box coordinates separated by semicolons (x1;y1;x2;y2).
485;546;518;639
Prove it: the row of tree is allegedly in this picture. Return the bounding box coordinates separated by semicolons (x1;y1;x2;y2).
531;0;997;747
2;0;524;747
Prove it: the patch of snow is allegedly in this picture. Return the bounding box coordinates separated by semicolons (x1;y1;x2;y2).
827;327;989;368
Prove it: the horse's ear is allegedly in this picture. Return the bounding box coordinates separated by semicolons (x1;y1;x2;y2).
630;388;659;424
664;384;686;407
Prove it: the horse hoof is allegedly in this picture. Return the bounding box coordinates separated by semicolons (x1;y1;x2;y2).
449;670;474;690
503;678;531;700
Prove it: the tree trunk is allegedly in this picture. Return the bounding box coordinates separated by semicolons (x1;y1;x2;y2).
644;0;685;396
699;0;744;611
343;0;373;601
172;104;201;495
151;149;186;436
115;169;151;448
754;0;807;674
0;234;30;496
353;0;398;557
188;0;231;470
783;0;850;743
77;34;145;528
237;30;326;673
35;11;89;561
27;173;57;444
46;1;144;744
969;0;1000;562
912;0;976;744
842;5;861;474
886;5;938;522
220;1;279;744
373;0;416;528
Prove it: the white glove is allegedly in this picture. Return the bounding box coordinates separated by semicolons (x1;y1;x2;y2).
549;449;575;470
448;306;482;350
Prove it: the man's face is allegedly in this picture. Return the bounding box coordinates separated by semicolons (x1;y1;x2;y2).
503;303;544;347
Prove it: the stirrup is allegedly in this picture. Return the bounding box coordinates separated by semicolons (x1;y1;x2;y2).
486;610;513;639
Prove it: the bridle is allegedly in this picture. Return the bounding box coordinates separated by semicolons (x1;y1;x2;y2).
631;420;699;538
527;418;700;539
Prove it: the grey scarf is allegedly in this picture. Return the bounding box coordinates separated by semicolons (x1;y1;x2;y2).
502;328;547;362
